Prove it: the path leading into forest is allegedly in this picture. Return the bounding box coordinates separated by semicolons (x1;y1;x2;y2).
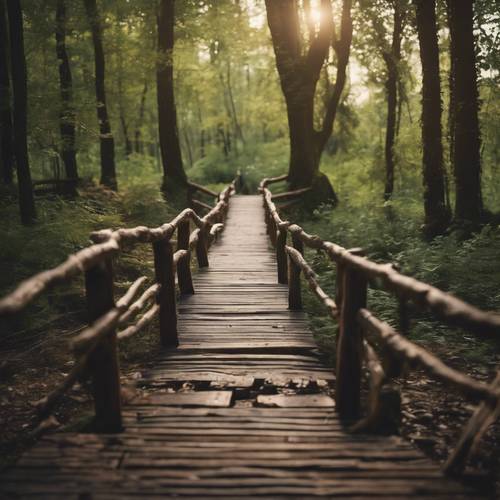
0;196;480;498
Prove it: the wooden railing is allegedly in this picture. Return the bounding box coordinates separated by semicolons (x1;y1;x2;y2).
260;175;500;476
187;172;244;214
0;179;237;433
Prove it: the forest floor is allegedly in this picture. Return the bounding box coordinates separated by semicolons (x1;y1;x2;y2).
1;185;500;492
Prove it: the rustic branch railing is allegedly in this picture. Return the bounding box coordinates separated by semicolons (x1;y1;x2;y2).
260;175;500;476
0;178;237;433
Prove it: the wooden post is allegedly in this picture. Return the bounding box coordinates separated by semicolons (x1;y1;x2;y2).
84;259;122;433
177;220;194;294
196;225;209;268
335;249;362;323
276;228;288;284
336;264;367;420
153;238;178;347
288;235;304;310
335;263;345;314
269;219;277;247
264;207;271;237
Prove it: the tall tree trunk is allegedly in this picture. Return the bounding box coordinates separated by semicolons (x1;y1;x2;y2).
382;3;402;201
265;0;352;204
117;47;132;158
0;0;13;185
183;127;193;167
56;0;78;192
156;0;186;192
286;84;318;187
120;110;132;158
7;0;36;224
84;0;117;190
225;60;245;145
414;0;450;235
446;0;482;222
134;80;148;154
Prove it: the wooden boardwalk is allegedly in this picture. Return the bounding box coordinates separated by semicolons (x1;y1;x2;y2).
0;196;481;498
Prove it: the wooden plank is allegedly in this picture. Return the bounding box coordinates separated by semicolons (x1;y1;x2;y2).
256;394;336;408
139;391;233;408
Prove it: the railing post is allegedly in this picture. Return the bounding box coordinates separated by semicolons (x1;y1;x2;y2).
270;219;277;247
177;220;194;295
288;235;303;310
276;227;288;284
196;225;209;268
264;206;271;236
335;248;363;336
336;262;367;421
153;238;178;348
84;259;122;433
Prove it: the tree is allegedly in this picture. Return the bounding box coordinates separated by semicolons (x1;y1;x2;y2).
0;0;13;185
7;0;36;224
84;0;117;190
157;0;186;193
56;0;78;191
134;80;148;154
265;0;352;202
358;0;407;201
414;0;450;235
382;1;403;201
446;0;483;222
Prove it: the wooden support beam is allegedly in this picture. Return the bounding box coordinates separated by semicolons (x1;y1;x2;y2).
336;264;367;420
177;220;194;295
153;238;178;348
288;234;304;310
276;228;288;284
84;259;122;433
196;226;209;268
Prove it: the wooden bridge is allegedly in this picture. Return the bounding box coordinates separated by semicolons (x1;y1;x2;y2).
0;177;499;498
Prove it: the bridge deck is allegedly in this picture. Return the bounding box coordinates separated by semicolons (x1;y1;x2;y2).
1;196;479;498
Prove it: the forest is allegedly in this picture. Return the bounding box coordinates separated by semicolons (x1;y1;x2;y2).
1;0;500;494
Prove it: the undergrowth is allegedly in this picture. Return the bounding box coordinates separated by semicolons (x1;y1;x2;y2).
291;178;500;368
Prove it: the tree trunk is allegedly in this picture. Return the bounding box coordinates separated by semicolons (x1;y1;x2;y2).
446;0;482;222
120;110;132;158
134;80;148;154
414;0;450;235
382;3;402;201
117;46;132;159
56;0;78;192
7;0;36;224
225;60;245;145
0;0;13;185
265;0;352;204
156;0;186;192
84;0;117;190
286;84;318;187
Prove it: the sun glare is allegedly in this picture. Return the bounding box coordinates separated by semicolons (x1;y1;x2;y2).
310;7;322;25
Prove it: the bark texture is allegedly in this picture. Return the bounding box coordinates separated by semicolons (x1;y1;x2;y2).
84;0;117;190
382;2;403;201
414;0;450;235
157;0;187;192
447;0;482;222
56;0;78;190
7;0;36;224
0;0;13;184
